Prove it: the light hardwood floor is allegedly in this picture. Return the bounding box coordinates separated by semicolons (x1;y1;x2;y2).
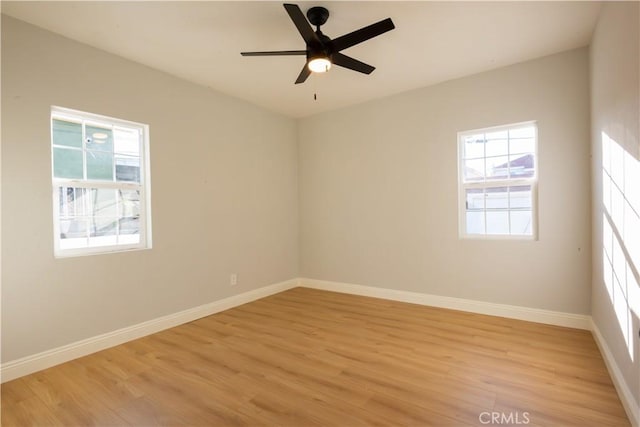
1;287;631;426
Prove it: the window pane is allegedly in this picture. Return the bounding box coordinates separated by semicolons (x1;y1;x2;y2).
466;188;484;211
486;156;509;179
509;154;535;178
59;187;86;217
116;155;141;182
463;134;485;159
486;211;509;235
119;189;140;236
119;216;140;236
60;219;88;240
510;210;532;235
485;139;508;158
464;159;485;181
510;137;535;155
466;211;485;234
86;125;113;152
119;189;140;213
91;188;117;218
89;189;117;238
53;148;83;179
510;185;532;209
59;187;89;250
58;188;89;249
87;150;113;180
52;119;82;148
485;187;508;209
114;128;140;156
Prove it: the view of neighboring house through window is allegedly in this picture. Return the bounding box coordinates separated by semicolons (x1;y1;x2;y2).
51;107;151;256
458;122;537;238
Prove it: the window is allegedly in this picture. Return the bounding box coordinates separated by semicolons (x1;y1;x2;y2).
51;107;151;257
458;122;537;238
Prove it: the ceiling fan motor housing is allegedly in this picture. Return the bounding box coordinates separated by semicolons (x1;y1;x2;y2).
308;32;333;61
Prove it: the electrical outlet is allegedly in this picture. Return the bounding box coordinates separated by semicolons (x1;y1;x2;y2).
230;273;238;286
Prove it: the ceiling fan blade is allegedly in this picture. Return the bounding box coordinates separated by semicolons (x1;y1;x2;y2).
295;64;311;84
331;18;395;52
284;3;320;45
332;53;375;74
241;50;307;56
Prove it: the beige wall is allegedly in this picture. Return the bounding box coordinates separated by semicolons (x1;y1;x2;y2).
590;1;640;412
299;48;592;314
1;16;299;362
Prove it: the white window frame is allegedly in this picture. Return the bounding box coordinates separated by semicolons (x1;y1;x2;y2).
51;106;152;257
457;121;538;240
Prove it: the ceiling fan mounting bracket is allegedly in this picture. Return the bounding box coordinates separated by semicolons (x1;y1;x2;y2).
306;6;329;28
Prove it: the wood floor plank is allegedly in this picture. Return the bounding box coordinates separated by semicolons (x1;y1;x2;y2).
1;287;631;426
1;396;65;427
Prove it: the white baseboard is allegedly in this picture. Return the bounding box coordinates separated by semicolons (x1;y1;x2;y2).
0;278;299;383
591;319;640;427
299;278;592;330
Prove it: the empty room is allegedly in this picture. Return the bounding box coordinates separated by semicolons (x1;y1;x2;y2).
1;1;638;426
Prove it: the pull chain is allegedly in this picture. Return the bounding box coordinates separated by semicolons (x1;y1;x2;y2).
313;72;319;101
314;75;318;101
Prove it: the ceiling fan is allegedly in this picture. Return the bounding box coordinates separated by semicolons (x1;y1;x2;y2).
241;3;395;84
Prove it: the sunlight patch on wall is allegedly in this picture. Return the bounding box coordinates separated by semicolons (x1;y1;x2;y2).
601;131;639;361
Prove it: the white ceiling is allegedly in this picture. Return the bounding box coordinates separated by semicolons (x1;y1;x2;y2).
2;1;601;118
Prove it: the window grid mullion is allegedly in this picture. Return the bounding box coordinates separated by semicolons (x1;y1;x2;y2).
111;123;117;184
463;179;534;190
82;120;88;181
483;188;487;235
483;132;487;187
508;186;512;234
81;188;88;245
52;179;140;190
507;132;511;233
483;132;487;235
116;189;121;245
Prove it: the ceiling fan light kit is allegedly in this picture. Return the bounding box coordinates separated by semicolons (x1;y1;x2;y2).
308;56;331;73
241;3;395;84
